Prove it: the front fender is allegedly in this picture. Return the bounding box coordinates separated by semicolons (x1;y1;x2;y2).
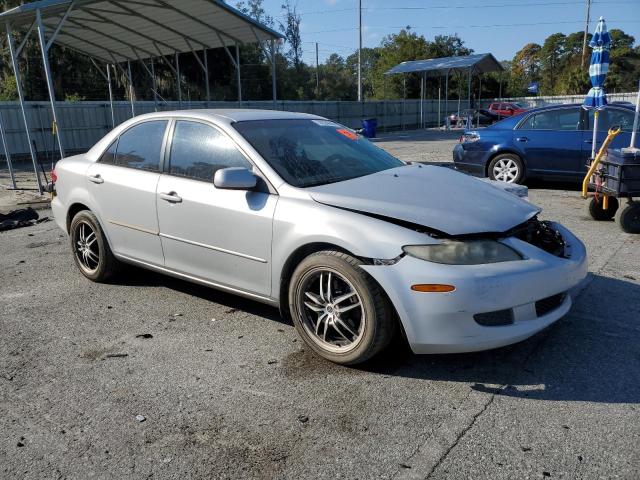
271;197;433;298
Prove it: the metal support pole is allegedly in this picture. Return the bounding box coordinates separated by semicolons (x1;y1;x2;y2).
175;53;182;108
438;84;441;129
6;22;43;194
107;64;115;127
127;60;135;117
203;50;210;104
477;74;482;128
445;70;449;130
36;9;65;160
402;74;406;131
468;68;472;109
357;0;362;102
149;58;158;111
315;42;320;98
629;80;640;149
420;74;424;129
235;43;242;103
0;112;16;189
591;110;599;159
270;39;277;105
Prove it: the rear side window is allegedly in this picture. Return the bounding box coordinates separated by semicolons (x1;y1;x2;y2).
110;120;168;172
519;108;581;131
168;120;252;181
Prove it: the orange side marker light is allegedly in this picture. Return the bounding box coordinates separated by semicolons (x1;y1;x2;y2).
411;284;456;293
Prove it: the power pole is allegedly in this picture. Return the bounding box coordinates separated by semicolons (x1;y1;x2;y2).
357;0;362;102
581;0;591;69
315;42;320;98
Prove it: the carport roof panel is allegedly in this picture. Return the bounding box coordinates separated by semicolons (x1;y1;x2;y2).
0;0;284;63
384;53;504;76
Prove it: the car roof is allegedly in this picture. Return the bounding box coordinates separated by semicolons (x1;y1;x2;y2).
518;102;634;115
121;108;325;125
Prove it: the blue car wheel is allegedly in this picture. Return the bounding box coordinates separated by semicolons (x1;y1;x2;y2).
488;154;525;184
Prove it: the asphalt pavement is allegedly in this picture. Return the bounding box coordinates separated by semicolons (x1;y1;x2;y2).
1;131;639;479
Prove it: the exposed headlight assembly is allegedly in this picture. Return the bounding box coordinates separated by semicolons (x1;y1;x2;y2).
403;239;522;265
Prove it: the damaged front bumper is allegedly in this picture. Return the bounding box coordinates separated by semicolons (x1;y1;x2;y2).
361;222;588;354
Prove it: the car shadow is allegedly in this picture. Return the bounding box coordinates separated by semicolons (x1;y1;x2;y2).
359;274;640;404
117;266;287;325
118;267;639;404
525;178;583;192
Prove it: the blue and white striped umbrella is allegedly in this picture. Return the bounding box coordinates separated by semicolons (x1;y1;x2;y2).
583;17;611;110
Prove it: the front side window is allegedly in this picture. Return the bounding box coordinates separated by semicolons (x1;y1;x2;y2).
99;139;118;164
233;119;404;188
112;120;168;171
168;121;252;181
588;108;637;132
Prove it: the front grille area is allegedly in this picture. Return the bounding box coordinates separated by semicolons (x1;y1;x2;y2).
535;293;566;317
474;309;514;326
512;218;566;257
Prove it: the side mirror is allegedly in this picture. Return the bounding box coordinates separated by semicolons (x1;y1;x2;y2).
213;167;257;190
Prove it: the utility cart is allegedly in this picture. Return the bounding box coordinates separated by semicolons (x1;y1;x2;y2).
583;127;640;233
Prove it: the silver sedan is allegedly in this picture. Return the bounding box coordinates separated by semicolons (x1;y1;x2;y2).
51;110;587;364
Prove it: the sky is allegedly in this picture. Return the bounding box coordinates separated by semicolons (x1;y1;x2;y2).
259;0;640;65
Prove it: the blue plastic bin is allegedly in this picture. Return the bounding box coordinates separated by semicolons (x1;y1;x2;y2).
361;118;377;138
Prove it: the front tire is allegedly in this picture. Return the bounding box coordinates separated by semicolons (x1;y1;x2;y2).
618;201;640;233
488;154;525;184
69;210;120;282
288;251;396;365
588;196;619;221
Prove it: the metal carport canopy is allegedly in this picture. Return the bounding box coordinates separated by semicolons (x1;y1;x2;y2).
0;0;283;63
384;53;504;76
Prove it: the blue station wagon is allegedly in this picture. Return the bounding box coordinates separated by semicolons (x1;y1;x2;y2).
453;103;637;184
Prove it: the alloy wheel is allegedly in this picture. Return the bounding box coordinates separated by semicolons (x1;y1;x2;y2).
74;221;100;274
296;268;366;353
493;158;520;183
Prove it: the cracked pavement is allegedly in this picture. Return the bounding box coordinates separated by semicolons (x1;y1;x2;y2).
1;132;639;479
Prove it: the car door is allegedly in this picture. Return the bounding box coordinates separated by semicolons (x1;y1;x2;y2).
86;119;169;265
513;107;584;177
583;108;634;169
156;119;277;297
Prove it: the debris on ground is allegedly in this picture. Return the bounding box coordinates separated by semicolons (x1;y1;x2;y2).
135;415;146;422
0;208;46;232
103;353;128;359
297;415;309;423
135;334;153;339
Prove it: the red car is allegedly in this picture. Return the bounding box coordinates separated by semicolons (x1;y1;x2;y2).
488;102;527;117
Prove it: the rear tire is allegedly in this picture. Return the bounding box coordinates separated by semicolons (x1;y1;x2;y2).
618;201;640;234
588;196;619;221
69;210;120;282
488;154;525;184
288;251;396;365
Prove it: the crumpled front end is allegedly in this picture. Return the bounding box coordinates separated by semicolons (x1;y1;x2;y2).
361;221;588;354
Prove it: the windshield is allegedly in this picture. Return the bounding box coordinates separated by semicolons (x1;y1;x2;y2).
233;119;404;187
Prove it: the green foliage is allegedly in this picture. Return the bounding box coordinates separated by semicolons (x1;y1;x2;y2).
1;0;638;102
0;74;18;101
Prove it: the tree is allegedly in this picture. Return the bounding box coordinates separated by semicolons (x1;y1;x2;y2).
540;33;566;94
510;43;541;95
279;1;303;70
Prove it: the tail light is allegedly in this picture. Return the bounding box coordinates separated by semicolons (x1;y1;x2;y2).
51;169;58;183
461;132;480;143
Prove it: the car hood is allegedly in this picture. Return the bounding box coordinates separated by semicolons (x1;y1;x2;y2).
307;164;540;236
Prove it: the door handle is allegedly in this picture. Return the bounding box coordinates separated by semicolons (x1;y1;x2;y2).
584;139;593;144
516;137;529;142
88;174;104;184
160;191;182;203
